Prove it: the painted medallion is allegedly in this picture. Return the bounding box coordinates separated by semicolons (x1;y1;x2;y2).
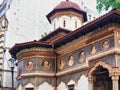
78;51;86;63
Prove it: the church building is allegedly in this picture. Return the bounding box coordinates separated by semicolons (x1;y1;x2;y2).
9;0;120;90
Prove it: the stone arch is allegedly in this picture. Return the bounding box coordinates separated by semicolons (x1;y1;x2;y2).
88;61;112;78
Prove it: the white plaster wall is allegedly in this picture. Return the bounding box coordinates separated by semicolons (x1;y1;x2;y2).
76;75;88;90
18;84;22;90
38;82;54;90
25;83;34;88
71;16;82;30
57;82;68;90
57;76;88;90
51;15;83;31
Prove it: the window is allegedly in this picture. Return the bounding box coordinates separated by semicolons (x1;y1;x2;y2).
75;21;77;28
54;21;56;30
89;15;91;20
68;84;75;90
26;88;34;90
63;20;66;27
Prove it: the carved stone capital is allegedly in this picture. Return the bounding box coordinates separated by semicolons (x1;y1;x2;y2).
109;68;120;76
112;75;119;81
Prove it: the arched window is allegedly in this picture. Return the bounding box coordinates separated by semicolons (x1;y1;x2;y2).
54;21;56;30
63;20;66;27
75;21;77;28
89;15;91;20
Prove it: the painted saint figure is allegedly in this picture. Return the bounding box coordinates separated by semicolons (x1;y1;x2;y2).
78;51;86;63
91;44;97;54
68;55;74;66
42;60;51;70
102;40;109;51
58;59;65;70
26;60;33;70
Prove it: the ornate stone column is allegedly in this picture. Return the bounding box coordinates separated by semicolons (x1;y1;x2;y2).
112;75;119;90
88;76;95;90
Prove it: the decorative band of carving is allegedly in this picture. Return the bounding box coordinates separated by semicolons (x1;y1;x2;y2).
109;67;120;76
88;61;112;77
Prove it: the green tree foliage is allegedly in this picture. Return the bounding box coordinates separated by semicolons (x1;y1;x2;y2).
41;32;48;38
96;0;120;13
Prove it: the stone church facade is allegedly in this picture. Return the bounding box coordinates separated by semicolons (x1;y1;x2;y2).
9;1;120;90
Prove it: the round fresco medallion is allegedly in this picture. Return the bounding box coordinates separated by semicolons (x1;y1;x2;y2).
68;55;74;66
78;51;86;63
42;60;51;70
91;44;97;54
58;58;65;70
26;60;33;70
102;40;110;51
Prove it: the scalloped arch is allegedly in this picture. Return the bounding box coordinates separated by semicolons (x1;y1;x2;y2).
88;61;112;77
23;81;34;87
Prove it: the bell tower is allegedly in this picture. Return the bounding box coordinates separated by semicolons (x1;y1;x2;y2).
47;0;87;31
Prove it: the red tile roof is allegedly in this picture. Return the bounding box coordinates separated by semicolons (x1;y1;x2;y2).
47;1;87;23
54;1;80;10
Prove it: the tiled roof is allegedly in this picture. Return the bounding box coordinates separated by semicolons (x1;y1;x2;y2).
47;1;87;23
54;1;80;10
9;40;52;58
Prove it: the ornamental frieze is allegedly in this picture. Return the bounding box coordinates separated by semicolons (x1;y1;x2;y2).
57;37;114;73
56;24;115;56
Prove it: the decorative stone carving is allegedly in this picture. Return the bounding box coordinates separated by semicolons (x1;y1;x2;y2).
88;61;112;77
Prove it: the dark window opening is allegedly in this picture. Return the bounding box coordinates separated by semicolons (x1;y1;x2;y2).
54;22;56;30
68;84;74;90
63;20;66;27
89;15;91;20
75;21;77;28
26;88;34;90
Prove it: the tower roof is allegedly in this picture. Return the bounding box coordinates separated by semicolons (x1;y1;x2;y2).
54;0;81;10
47;0;87;23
